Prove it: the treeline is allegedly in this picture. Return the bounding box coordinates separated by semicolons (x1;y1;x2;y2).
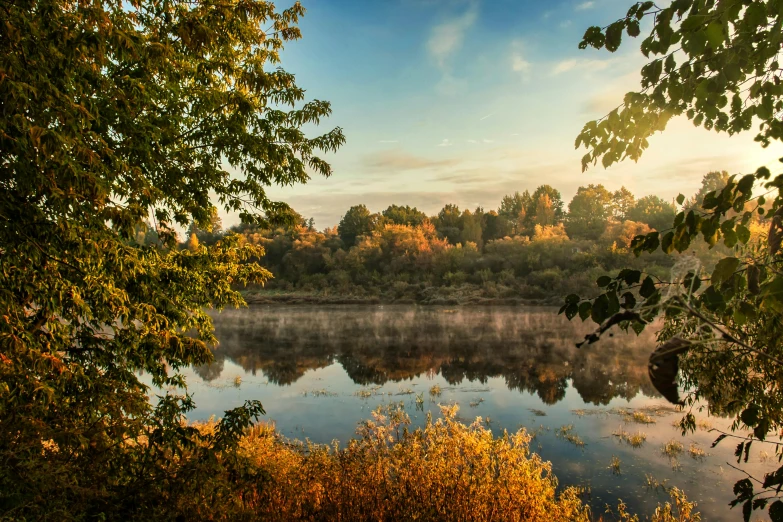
170;172;739;304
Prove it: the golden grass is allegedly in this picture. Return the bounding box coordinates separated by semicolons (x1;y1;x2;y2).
662;439;684;458
557;425;585;448
612;427;647;448
688;443;706;460
176;406;700;521
429;384;442;397
609;455;621;475
239;404;591;521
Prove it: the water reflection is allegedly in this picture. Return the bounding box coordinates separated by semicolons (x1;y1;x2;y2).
199;305;660;406
174;305;777;522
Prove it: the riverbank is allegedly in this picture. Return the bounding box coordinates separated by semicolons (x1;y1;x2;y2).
240;288;563;306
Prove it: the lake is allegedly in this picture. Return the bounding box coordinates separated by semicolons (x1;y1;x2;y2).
155;305;776;521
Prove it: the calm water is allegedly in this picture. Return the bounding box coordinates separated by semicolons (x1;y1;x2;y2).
152;305;776;521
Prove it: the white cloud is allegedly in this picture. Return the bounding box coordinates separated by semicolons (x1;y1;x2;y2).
510;40;531;77
480;112;493;121
437;138;453;147
378;140;399;143
560;20;572;28
483;138;494;143
552;59;577;74
467;139;478;143
576;1;594;10
427;4;478;70
552;57;614;75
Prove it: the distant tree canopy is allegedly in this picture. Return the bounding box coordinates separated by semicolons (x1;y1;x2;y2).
568;1;783;519
338;204;376;247
627;195;678;232
565;184;613;240
0;0;343;518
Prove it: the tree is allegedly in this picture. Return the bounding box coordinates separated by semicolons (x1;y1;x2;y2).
566;2;783;518
381;205;428;227
0;0;344;518
187;232;201;251
482;210;512;241
564;184;613;240
435;204;463;245
611;186;636;221
529;185;565;225
338;205;376;247
689;171;730;210
627;195;677;232
186;206;224;246
460;209;483;248
499;191;532;235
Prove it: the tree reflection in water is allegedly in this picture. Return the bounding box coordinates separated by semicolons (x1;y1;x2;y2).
194;305;661;406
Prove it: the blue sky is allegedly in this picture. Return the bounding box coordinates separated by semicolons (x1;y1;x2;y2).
247;0;780;229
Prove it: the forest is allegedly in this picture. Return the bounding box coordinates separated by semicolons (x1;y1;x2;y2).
174;173;739;304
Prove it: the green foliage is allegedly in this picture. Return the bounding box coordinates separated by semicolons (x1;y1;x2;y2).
338;204;376;247
0;0;343;518
628;195;677;231
566;2;783;519
576;0;783;170
565;184;614;239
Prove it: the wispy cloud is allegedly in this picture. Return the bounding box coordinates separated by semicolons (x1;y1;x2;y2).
552;59;578;74
552;57;614;75
363;149;459;170
482;138;494;143
378;140;399;143
480;112;494;121
510;40;531;77
560;20;572;28
427;3;478;70
575;1;594;10
437;138;453;147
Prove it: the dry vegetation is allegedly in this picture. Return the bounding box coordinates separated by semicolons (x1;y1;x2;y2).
167;404;699;522
236;404;591;521
612;427;647;448
557;424;586;448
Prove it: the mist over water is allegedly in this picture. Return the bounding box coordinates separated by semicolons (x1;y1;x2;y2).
155;305;775;521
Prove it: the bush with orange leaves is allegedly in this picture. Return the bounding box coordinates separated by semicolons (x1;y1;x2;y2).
235;403;588;521
173;403;700;521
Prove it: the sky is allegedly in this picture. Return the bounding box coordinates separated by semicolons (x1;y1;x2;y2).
229;0;782;229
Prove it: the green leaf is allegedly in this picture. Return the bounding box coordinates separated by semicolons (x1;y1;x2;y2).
769;500;783;522
702;285;725;311
621;292;636;310
705;21;724;49
591;294;610;323
578;301;592;321
676;193;685;205
711;257;740;285
740;405;759;427
640;276;656;298
618;269;641;285
596;275;612;287
760;276;783;312
736;224;751;244
605;22;624;52
661;231;675;253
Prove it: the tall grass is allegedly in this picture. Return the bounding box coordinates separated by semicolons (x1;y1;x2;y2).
237;404;589;521
173;404;699;521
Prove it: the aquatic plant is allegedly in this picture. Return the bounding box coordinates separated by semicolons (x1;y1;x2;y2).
557;425;586;448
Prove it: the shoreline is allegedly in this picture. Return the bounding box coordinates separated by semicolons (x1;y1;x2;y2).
240;291;562;307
